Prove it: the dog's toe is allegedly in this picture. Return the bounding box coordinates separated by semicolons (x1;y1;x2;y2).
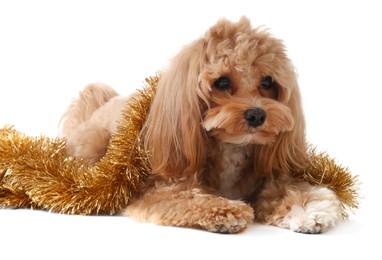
280;201;342;234
199;200;254;234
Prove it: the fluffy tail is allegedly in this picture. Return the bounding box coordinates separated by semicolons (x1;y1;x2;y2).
59;83;119;138
59;83;121;163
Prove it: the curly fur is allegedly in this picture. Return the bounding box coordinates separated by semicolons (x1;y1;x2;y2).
59;17;342;233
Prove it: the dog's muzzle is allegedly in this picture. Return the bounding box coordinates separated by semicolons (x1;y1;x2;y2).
244;108;266;127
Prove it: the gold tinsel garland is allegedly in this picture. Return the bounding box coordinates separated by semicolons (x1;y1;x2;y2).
0;77;156;215
0;76;359;217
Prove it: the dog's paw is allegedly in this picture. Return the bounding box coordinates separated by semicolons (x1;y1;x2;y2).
279;200;342;234
198;199;254;234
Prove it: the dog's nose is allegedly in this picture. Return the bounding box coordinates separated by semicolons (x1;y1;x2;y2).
244;108;266;127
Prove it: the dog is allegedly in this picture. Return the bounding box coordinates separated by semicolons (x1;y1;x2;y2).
59;17;342;234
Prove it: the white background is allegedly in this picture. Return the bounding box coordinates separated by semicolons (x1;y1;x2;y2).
0;0;380;259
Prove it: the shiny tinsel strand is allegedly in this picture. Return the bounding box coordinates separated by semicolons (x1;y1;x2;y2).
0;77;157;214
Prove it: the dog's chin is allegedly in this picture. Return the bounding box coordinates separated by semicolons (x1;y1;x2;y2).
206;128;279;146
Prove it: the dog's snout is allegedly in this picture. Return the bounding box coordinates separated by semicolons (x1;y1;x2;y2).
244;108;266;127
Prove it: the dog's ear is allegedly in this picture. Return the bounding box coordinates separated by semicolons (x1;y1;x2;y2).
254;67;308;176
142;39;207;178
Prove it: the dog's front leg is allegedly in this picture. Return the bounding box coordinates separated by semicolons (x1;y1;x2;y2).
252;176;342;233
123;183;254;233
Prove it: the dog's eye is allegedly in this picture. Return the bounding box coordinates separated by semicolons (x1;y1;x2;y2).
213;77;231;91
261;76;273;89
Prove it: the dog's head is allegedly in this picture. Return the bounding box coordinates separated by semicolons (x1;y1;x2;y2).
144;17;308;178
